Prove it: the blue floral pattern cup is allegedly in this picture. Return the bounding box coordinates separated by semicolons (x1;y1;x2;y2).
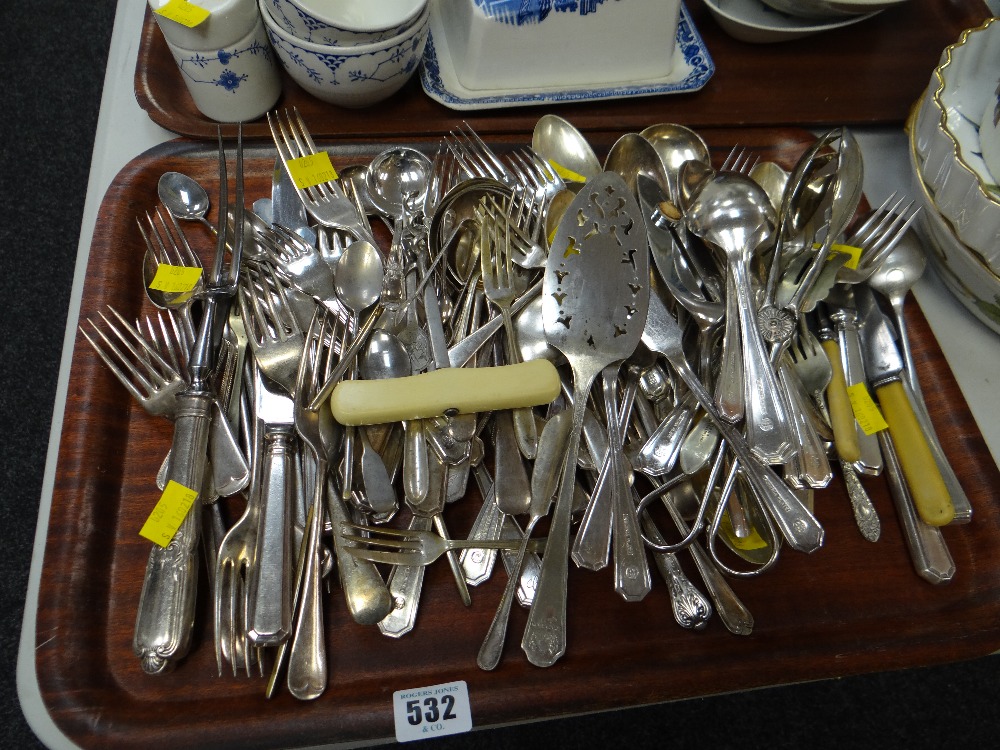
163;12;282;122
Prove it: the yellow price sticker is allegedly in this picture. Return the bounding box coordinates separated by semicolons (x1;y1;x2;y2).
154;0;211;28
846;383;889;435
827;243;863;270
547;159;587;184
149;263;203;293
720;511;769;551
139;480;199;547
286;152;338;190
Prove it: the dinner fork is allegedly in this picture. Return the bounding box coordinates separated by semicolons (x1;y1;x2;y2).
339;522;545;567
214;358;264;677
444;123;514;185
80;306;188;419
238;260;306;395
479;200;537;458
137;205;203;342
267;107;374;244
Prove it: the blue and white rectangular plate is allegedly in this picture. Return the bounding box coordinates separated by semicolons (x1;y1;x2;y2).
419;2;714;111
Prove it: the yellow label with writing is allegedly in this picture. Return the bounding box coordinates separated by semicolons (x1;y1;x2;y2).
154;0;211;28
286;152;338;189
149;263;203;293
827;243;863;270
846;383;889;435
139;480;199;547
547;159;587;184
720;511;769;551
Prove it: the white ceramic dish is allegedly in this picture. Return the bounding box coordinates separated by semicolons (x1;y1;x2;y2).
259;0;430;107
908;108;1000;336
419;2;714;110
759;0;908;21
434;0;681;91
263;0;425;46
913;18;1000;270
700;0;880;43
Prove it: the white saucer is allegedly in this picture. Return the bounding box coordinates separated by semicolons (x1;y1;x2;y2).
418;3;715;111
702;0;880;43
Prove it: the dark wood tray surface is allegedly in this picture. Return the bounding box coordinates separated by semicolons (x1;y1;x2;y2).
134;1;993;140
36;128;1000;750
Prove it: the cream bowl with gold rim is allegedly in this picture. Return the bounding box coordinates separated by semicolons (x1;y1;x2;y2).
908;106;1000;335
913;18;1000;271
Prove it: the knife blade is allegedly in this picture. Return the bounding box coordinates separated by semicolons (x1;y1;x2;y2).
270;156;309;231
854;282;954;526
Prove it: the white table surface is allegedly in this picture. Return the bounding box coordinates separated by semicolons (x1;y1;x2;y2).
17;2;1000;748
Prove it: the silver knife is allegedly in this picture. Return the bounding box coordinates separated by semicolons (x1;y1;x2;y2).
854;282;955;527
271;156;309;232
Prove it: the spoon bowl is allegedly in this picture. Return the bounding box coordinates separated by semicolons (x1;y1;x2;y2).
531;114;602;183
158;171;214;231
366;147;433;218
361;330;412;381
604;133;670;198
640;123;711;203
335;240;384;313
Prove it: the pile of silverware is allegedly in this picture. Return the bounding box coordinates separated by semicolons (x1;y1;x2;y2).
81;110;969;699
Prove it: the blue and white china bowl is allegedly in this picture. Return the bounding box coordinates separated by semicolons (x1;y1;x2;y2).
434;0;682;90
913;18;1000;271
264;0;426;46
163;11;282;122
259;0;430;108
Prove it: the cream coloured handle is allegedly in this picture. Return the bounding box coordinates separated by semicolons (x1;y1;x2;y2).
329;360;560;425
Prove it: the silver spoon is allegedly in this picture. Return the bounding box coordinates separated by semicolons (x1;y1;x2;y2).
158;171;215;233
684;169;795;465
531;113;602;183
639;123;711;206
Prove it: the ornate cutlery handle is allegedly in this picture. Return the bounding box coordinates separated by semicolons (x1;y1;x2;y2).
133;391;211;674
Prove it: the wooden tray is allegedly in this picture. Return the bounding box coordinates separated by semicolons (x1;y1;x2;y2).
35;129;1000;750
134;1;993;140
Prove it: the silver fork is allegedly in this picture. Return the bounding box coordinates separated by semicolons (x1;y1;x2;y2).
721;146;760;176
505;146;565;201
137;206;202;340
253;220;345;318
238;260;307;395
479;201;537;458
339;522;544;566
80;306;188;419
444;123;514;185
214;357;264;676
267;107;374;243
837;197;920;283
475;193;546;269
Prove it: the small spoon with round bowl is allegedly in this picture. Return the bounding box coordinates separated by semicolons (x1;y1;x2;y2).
531;114;602;184
158;171;215;233
639;123;711;206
